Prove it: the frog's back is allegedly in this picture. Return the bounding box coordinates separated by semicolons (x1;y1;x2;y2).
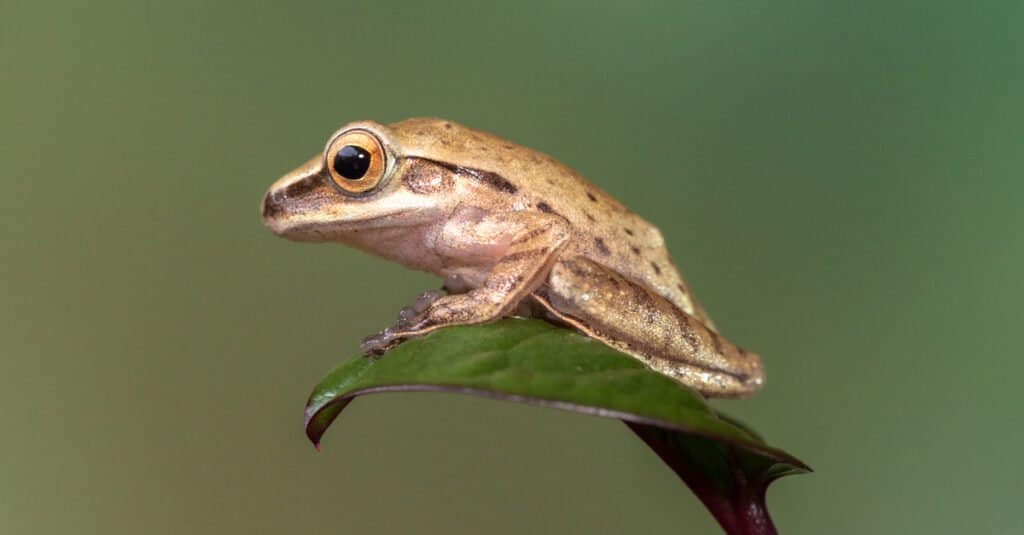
389;118;712;326
523;159;709;327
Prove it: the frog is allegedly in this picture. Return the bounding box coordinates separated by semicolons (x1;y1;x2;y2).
262;118;765;397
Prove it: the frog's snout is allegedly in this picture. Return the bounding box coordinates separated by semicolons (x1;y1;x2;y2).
260;182;296;237
261;154;326;238
262;188;286;221
261;186;312;240
262;185;290;222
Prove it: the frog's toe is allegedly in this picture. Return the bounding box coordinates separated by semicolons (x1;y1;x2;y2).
362;290;450;356
392;290;444;329
413;290;443;312
361;328;402;356
397;306;417;325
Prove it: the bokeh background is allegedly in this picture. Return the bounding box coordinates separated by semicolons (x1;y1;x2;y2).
3;1;1022;533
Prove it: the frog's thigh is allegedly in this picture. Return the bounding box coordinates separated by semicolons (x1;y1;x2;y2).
538;257;765;398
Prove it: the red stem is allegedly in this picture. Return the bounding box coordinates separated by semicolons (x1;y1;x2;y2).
626;422;778;535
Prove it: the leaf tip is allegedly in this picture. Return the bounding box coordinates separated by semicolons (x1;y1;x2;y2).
305;420;325;450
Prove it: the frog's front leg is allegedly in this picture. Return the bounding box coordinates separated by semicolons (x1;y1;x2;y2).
361;209;570;354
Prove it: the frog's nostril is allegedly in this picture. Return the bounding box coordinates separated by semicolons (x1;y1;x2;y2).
262;189;285;219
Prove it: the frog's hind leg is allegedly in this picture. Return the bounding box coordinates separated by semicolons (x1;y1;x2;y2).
533;257;765;398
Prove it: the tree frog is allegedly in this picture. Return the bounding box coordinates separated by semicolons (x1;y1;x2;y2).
262;118;764;397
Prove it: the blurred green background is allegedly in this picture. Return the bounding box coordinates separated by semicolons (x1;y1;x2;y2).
3;1;1021;533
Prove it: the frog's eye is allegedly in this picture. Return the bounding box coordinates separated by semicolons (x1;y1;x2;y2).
325;130;387;194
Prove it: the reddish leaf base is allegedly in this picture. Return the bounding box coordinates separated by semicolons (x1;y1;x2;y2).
627;422;780;535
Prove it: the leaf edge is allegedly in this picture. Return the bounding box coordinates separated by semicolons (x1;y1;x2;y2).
304;382;811;474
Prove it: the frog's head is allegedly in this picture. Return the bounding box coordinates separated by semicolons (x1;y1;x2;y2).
262;120;454;244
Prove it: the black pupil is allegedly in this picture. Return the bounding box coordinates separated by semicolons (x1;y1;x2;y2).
333;145;371;180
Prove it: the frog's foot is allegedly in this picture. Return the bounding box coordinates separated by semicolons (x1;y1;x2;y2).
360;290;443;356
361;290;509;355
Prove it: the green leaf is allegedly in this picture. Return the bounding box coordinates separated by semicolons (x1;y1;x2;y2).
305;318;809;534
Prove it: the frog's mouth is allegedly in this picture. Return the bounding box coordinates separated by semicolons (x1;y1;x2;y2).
262;178;445;243
264;208;425;241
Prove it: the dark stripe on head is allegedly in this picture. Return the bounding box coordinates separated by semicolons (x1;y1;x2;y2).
594;237;611;256
283;174;321;198
414;157;518;194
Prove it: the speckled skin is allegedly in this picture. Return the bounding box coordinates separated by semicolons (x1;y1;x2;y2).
262;118;764;397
